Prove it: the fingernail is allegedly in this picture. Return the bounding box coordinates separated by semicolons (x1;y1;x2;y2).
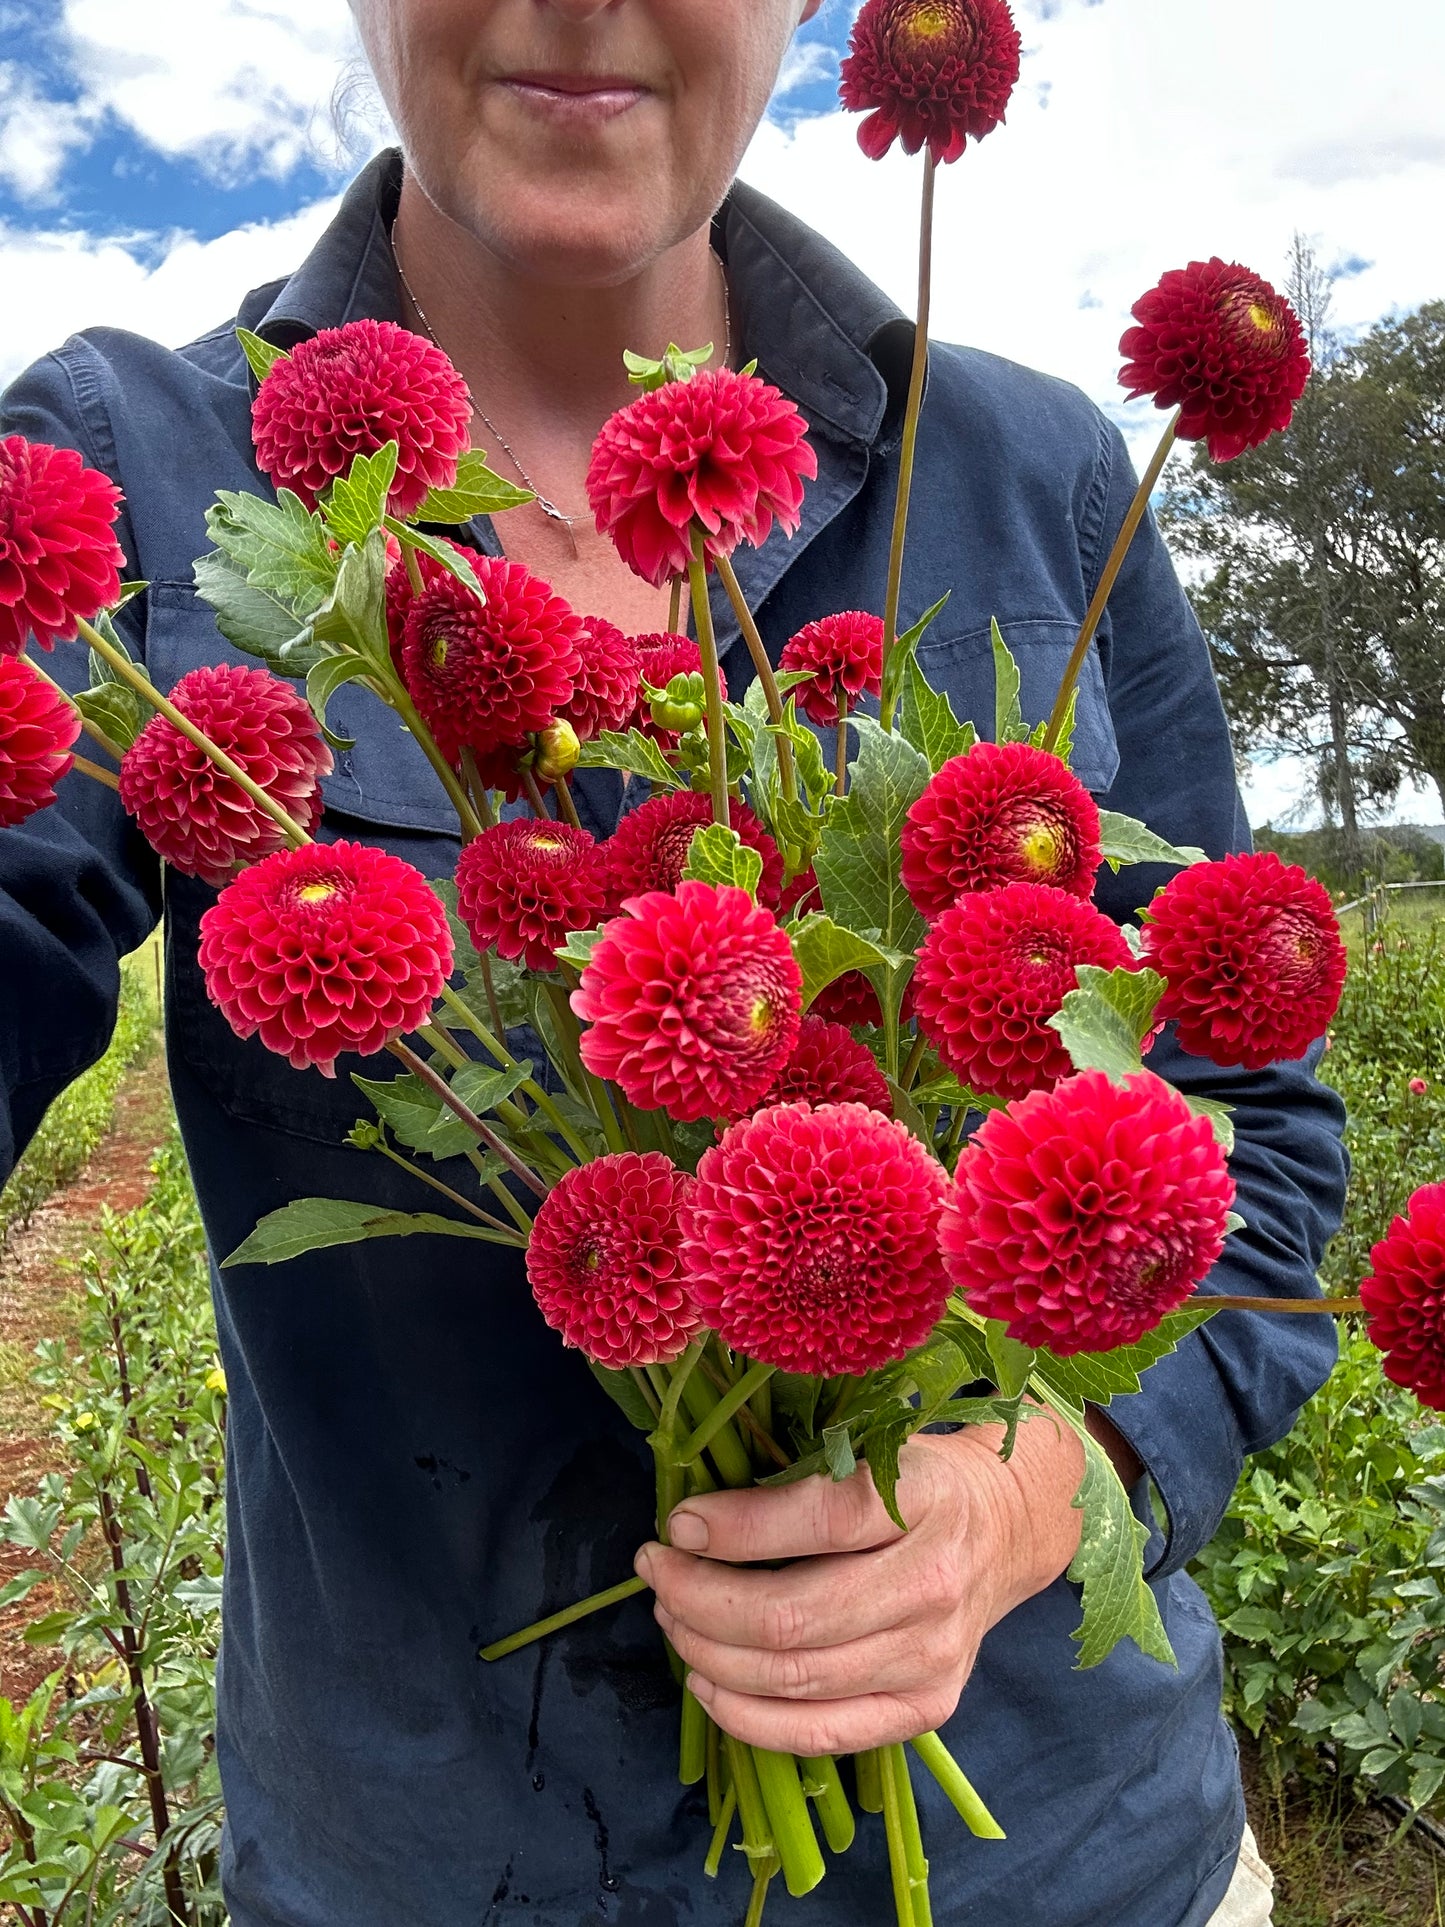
687;1673;715;1706
634;1544;658;1582
668;1510;709;1552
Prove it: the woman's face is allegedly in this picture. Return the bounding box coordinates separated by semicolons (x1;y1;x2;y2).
352;0;822;283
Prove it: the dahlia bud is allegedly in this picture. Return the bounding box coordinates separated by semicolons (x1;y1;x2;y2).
646;671;706;735
534;718;581;781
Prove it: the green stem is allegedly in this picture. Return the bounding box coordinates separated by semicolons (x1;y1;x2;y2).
553;778;583;829
28;654;124;762
802;1755;856;1855
726;1735;780;1882
909;1732;1005;1841
688;529;732;829
714;551;795;802
386;677;484;840
478;1574;648;1662
436;984;592;1164
854;1748;885;1816
658;1340;707;1440
679;1691;709;1787
704;1783;738;1878
543;981;628;1155
78;615;309;845
669;572;685;637
473;1159;536;1236
880;153;936;733
679;1367;755;1489
889;1743;933;1927
388;1038;549;1199
745;1868;776;1927
73;751;119;790
1041;411;1179;754
880;1741;918;1927
835;689;850;797
900;1030;928;1093
1203;1295;1362;1316
370;1138;524;1240
706;1712;724;1827
752;1748;826;1898
676;1362;776;1467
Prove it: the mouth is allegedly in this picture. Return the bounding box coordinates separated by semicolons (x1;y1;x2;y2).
499;71;650;120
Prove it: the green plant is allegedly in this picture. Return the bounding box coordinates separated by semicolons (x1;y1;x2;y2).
0;1137;226;1926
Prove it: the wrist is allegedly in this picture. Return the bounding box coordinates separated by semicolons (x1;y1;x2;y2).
933;1413;1086;1619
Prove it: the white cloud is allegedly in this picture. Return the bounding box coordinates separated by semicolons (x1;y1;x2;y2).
0;60;95;201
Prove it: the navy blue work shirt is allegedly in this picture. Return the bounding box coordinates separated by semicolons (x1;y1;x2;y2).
1;150;1346;1926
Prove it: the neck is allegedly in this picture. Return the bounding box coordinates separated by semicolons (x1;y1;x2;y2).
391;171;727;432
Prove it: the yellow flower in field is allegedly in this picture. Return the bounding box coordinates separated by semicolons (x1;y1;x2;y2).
74;1411;97;1432
205;1367;228;1395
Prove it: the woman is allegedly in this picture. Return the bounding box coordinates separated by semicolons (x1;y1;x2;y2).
0;2;1342;1921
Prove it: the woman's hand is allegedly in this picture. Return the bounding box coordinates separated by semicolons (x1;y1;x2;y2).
634;1413;1090;1756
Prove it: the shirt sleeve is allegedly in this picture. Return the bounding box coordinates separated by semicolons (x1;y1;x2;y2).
1086;417;1347;1580
0;349;161;1180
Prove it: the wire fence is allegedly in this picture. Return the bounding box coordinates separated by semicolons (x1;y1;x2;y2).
1336;878;1445;933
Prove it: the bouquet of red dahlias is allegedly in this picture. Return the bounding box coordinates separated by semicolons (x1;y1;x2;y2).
5;6;1444;1921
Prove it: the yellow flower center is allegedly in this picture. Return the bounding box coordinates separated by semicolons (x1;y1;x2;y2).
1019;821;1062;875
904;3;953;34
297;881;340;904
430;637;448;669
1247;301;1277;334
749;995;776;1035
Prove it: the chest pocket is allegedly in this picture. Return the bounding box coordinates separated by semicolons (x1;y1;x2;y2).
146;582;468;1146
912;615;1120;796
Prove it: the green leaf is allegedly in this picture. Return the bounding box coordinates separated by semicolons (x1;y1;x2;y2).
682;823;764;897
308;528;391;667
985;1325;1037;1400
815;717;929;957
1029;1303;1219;1405
385;520;486;601
191;547;323;676
73;680;145;752
788;913;910;1012
321;443;400;548
823;1425;858;1482
1047;965;1167;1082
1064;1420;1175;1669
992;618;1026;744
576;727;689;789
237;326;288;385
859;1417;913;1532
223;1198;512;1266
206;487;338;614
351;1073;450;1155
885;1077;931;1148
424;1061;534;1155
589;1362;658;1434
1186;1092;1236;1154
1097;810;1208;873
412;449;535;524
305;651;372;751
1408;1758;1445;1810
899;655;976;774
880;592;950;729
553;924;612;971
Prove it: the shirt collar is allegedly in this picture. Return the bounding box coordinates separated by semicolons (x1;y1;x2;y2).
237;149;906;448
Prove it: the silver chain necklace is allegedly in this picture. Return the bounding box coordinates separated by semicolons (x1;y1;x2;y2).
391;222;732;548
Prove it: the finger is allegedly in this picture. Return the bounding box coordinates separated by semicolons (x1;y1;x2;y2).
686;1675;963;1757
637;1532;960;1650
664;1459;923;1565
655;1604;957;1703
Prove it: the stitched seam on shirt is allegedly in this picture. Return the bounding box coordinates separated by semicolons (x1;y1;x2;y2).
49;346;119;485
1078;408;1115;602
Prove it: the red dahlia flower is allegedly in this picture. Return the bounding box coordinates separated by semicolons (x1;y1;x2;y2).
941;1069;1235;1355
198;839;452;1075
599;789;784;912
810;969;885;1028
901;740;1103;917
454;819;607;973
839;0;1023;165
250;319;472;518
586;369;817;588
912;881;1137;1100
779;611;885;727
565;614;642;742
572;880;802;1123
527;1153;700;1369
1120;260;1311;462
1142;851;1346;1070
118;664;332;887
0;436;126;656
400;553;582;765
681;1100;948;1375
0;654;81;826
1359;1182;1445;1411
755;1016;893;1117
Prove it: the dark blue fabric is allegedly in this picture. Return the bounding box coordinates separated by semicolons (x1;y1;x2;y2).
1;151;1345;1927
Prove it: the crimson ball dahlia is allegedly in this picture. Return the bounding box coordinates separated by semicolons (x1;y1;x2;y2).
565;614;642;742
1141;851;1346;1070
599;789;784;912
779;611;885;727
0;654;80;826
250;319;472;518
0;436;126;656
681;1101;948;1375
198;839;453;1075
839;0;1023;165
1359;1182;1445;1411
941;1069;1235;1355
913;881;1137;1101
1120;260;1311;462
455;819;607;973
901;740;1103;917
573;880;802;1123
810;969;885;1028
401;554;582;764
755;1016;893;1116
118;664;332;887
527;1153;700;1369
587;369;817;588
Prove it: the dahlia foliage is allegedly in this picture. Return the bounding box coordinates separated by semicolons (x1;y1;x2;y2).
2;24;1422;1916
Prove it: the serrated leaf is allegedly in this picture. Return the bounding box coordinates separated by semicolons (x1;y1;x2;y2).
899;655;976;774
553;924;612;971
73;680;145;752
992;618;1026;744
859;1417;913;1532
384;520;486;600
815;717;928;958
412;449;534;524
576;727;688;789
1097;810;1208;873
223;1197;512;1266
206;488;338;613
880;592;950;729
237;326;288;384
589;1361;658;1433
1186;1092;1236;1154
1064;1421;1175;1669
351;1072;449;1155
424;1061;534;1154
306;651;372;751
788;914;909;1011
1047;965;1167;1082
321;443;399;548
308;528;391;667
682;823;764;896
823;1425;857;1482
1029;1303;1219;1405
985;1325;1037;1400
192;547;323;675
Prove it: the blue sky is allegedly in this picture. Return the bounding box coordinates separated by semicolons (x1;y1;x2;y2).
3;0;1444;824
